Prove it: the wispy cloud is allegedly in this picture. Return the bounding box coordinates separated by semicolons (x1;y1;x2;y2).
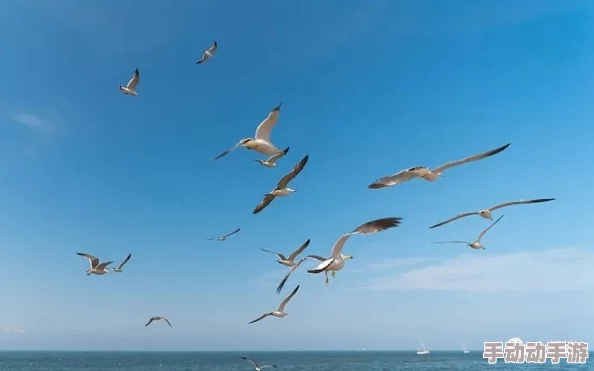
353;248;594;292
2;327;26;334
12;112;51;129
351;257;437;273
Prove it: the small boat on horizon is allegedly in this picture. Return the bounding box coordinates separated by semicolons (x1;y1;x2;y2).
463;344;470;354
417;339;430;355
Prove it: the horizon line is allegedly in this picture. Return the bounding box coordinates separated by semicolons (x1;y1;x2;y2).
0;349;481;353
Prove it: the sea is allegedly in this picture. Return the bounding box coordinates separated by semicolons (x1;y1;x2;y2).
0;351;591;370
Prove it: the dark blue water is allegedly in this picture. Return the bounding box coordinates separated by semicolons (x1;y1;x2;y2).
0;351;591;370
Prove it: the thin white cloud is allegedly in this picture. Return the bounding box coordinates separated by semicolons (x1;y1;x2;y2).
2;327;26;334
352;257;437;273
354;248;594;292
12;112;51;129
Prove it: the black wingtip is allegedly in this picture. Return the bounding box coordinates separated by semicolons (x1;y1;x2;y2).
283;146;290;155
367;182;384;189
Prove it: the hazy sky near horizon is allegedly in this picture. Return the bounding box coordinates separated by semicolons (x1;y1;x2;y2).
1;0;594;351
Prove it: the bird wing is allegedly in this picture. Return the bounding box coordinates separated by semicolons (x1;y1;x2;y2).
248;313;272;324
254;103;282;143
276;154;309;189
367;168;419;189
214;142;240;160
265;146;290;164
432;241;470;245
145;317;155;327
222;228;241;239
275;257;311;294
164;318;172;327
260;248;287;261
429;212;479;229
353;217;402;235
115;253;132;270
477;214;505;242
287;239;311;261
196;54;208;64
253;194;276;214
489;198;555;211
207;41;218;53
260;365;277;369
77;252;99;268
430;143;510;174
96;261;113;270
307;258;335;274
126;68;140;90
306;255;327;261
330;233;356;258
241;357;259;368
277;285;299;311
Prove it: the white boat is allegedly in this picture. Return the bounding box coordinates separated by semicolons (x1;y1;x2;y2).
417;340;430;355
463;344;470;354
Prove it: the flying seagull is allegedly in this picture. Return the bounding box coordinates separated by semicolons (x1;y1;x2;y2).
368;143;510;189
261;239;311;267
248;285;300;324
112;253;132;273
240;357;277;370
277;217;402;291
433;215;505;250
145;316;172;328
118;68;140;96
196;41;218;64
255;147;290;168
76;253;113;275
215;103;285;160
253;154;309;214
207;228;241;241
275;254;327;294
429;198;555;229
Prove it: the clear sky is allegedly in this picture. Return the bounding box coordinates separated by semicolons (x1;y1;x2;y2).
0;0;593;352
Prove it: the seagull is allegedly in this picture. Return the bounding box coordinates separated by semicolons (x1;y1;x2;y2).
145;316;172;328
196;41;218;64
253;154;309;214
275;254;328;294
240;357;277;370
118;68;140;96
214;103;284;160
368;143;510;189
277;217;402;291
429;198;555;229
261;239;311;267
112;253;132;273
248;285;300;324
433;215;505;250
76;253;113;275
207;228;241;241
255;147;290;168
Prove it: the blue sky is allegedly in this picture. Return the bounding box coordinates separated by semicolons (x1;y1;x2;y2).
0;0;593;351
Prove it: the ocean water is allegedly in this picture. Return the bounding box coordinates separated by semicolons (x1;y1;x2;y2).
0;351;591;370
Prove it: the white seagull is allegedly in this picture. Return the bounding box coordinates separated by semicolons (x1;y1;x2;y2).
276;217;402;291
145;316;172;328
240;357;277;370
207;228;241;241
253;154;309;214
429;198;555;229
261;239;311;267
248;285;300;324
255;147;290;168
196;41;218;64
118;68;140;96
433;214;505;250
368;143;510;189
215;103;285;160
112;253;132;273
76;253;113;275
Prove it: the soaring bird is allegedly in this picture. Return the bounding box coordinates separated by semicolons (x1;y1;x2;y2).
118;68;140;96
76;253;113;275
253;154;309;214
240;357;277;370
255;147;290;168
248;285;300;324
429;198;555;229
368;143;510;189
276;217;402;292
207;228;241;241
145;316;172;328
261;239;311;267
196;41;218;64
215;103;285;160
433;215;505;250
112;253;132;273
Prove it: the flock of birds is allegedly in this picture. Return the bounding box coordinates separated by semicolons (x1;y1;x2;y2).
73;40;556;369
